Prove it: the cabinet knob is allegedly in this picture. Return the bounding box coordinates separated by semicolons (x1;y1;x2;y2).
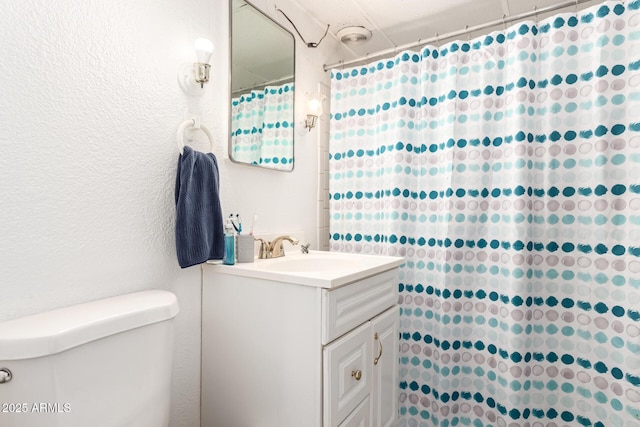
351;369;362;381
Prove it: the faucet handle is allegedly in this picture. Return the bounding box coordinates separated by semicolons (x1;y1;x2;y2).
301;243;310;254
255;238;270;259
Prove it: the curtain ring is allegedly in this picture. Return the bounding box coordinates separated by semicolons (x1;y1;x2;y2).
502;14;507;31
465;25;470;42
534;6;539;25
435;33;440;47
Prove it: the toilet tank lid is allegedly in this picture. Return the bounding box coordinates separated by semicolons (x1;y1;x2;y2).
0;290;179;361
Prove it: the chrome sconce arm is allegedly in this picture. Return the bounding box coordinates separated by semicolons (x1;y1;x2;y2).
194;62;211;88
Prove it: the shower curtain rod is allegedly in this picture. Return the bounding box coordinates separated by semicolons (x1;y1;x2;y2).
324;0;605;71
231;75;294;96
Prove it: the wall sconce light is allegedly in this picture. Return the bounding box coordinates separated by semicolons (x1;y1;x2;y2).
178;38;214;95
305;92;324;131
193;38;213;88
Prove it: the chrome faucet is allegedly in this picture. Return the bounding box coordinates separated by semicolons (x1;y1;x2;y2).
257;235;299;259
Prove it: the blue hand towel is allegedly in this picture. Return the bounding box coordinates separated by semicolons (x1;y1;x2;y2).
175;146;224;268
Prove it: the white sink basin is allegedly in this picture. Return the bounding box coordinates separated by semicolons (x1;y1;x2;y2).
255;253;364;273
206;250;404;288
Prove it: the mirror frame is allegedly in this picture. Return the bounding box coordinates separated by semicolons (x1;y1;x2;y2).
228;0;296;172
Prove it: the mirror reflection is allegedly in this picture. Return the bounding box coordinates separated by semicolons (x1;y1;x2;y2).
230;0;295;171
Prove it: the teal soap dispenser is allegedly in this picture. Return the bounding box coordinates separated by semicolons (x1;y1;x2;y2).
223;218;236;265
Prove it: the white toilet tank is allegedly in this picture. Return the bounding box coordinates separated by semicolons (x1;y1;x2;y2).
0;290;179;427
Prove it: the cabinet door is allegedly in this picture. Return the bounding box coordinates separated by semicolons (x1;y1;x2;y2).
338;397;370;427
370;306;399;427
323;322;372;427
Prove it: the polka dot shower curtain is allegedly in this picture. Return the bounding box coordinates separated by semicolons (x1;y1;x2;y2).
329;2;640;426
230;82;294;169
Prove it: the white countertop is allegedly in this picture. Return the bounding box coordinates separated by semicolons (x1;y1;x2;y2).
205;250;404;288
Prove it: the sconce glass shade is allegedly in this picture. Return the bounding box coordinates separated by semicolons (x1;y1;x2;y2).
194;63;211;88
194;38;214;88
305;92;324;131
305;115;318;131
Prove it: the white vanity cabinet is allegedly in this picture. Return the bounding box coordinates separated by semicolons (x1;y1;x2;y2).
323;305;398;427
201;252;402;427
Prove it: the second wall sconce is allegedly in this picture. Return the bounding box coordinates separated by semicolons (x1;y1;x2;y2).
194;38;213;88
305;92;325;131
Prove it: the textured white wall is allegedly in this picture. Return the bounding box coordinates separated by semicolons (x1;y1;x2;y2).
0;0;344;426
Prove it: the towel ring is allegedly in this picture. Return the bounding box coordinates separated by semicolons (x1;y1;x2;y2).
177;118;214;154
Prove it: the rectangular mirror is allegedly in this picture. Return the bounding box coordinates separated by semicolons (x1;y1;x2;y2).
230;0;295;171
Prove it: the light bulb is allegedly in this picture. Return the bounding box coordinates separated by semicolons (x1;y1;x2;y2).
194;38;213;63
304;92;325;131
307;94;324;116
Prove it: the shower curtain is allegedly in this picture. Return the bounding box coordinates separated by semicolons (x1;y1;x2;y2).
329;2;640;426
230;82;294;169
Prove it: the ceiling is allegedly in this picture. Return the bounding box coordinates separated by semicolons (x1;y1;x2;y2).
283;0;603;60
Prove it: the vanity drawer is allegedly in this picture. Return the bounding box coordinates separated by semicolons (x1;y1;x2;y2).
323;322;372;427
322;268;397;344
